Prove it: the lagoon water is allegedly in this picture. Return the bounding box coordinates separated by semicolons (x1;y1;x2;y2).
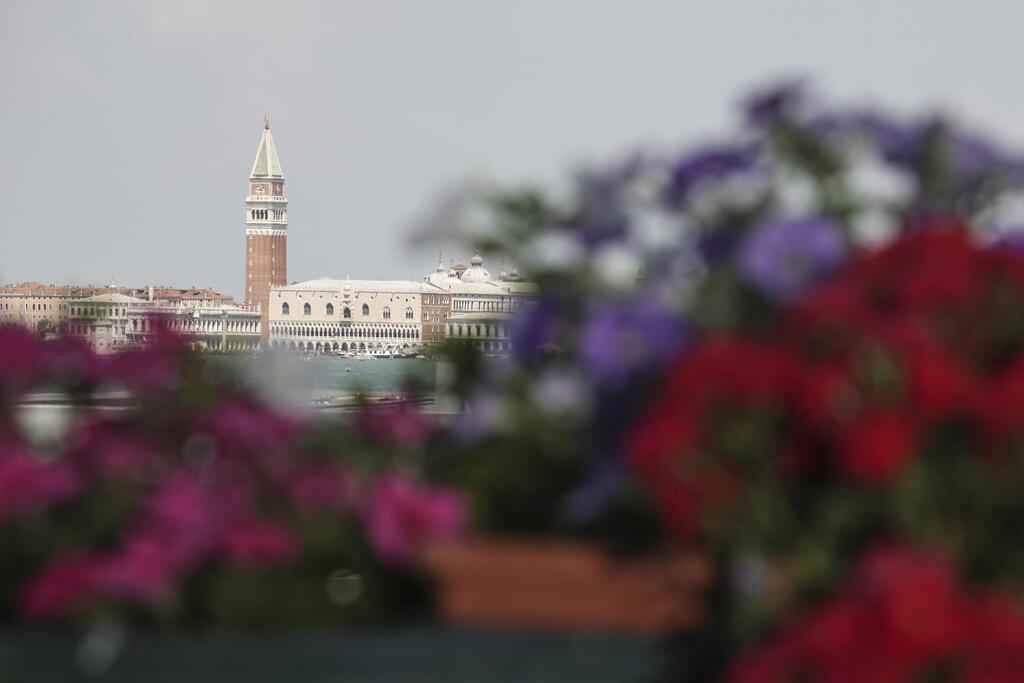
308;356;438;394
215;354;441;401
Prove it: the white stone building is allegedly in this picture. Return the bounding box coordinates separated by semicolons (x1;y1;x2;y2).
66;293;140;354
267;278;436;354
428;255;537;354
65;292;261;354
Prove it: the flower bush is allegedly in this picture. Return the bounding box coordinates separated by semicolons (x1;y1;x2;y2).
0;323;465;627
424;82;1024;678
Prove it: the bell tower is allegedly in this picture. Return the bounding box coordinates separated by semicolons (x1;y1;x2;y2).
245;115;287;344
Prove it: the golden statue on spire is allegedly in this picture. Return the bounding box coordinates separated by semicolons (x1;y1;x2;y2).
264;114;271;129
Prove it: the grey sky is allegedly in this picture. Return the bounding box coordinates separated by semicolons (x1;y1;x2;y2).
1;0;1021;300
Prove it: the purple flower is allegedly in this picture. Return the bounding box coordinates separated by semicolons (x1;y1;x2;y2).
736;216;847;302
579;298;687;387
742;78;807;127
510;298;566;362
665;144;758;207
570;156;650;247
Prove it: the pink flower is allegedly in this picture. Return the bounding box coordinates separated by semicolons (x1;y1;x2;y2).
0;327;50;394
358;407;435;449
363;474;467;567
19;553;101;620
94;535;180;604
200;399;300;456
285;465;354;513
69;419;152;478
219;517;298;567
0;451;80;524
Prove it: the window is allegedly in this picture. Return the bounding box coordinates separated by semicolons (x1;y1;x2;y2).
343;307;351;319
326;303;334;316
382;307;391;320
303;303;311;316
362;304;369;316
405;307;414;320
282;302;290;315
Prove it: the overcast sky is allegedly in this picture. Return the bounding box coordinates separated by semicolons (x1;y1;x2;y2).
2;0;1022;300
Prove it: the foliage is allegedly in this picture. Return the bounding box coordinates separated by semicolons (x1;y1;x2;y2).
0;323;465;627
425;81;1024;678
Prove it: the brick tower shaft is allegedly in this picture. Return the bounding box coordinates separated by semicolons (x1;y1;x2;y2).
244;115;287;343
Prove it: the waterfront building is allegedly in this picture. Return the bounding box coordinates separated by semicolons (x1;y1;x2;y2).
0;283;75;335
267;278;437;354
428;254;537;354
66;292;140;354
244;115;288;343
126;301;261;353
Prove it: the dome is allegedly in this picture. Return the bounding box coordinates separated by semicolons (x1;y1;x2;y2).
460;253;492;283
425;261;451;286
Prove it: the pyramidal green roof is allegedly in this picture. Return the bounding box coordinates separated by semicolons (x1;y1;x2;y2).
249;118;284;179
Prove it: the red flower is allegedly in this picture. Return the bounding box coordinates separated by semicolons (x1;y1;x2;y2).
729;547;984;683
837;410;916;484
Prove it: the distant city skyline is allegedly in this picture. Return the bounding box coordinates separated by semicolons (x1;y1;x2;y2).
3;1;1023;300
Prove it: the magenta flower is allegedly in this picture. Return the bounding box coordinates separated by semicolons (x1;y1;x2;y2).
200;399;301;456
357;407;434;449
0;450;81;524
68;419;153;478
0;327;51;394
363;475;467;567
94;535;181;604
19;553;101;620
219;517;298;567
285;465;354;513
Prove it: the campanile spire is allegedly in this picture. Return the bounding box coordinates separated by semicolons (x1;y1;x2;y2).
244;115;288;344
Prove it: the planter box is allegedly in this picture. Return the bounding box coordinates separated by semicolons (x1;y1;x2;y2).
424;538;712;635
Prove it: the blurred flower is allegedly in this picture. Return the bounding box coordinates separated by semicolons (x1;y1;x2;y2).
591;242;644;290
510;298;567;362
742;78;807;127
579;299;687;387
0;449;80;525
199;398;300;456
357;405;435;449
19;554;101;620
451;389;507;443
0;326;50;395
726;546;1024;683
530;369;589;417
285;465;354;513
665;144;758;207
838;410;917;485
219;517;298;568
363;475;467;567
94;535;180;604
520;230;587;272
736;216;847;302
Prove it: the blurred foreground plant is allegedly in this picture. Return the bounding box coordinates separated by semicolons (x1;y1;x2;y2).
0;323;465;627
422;81;1024;679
